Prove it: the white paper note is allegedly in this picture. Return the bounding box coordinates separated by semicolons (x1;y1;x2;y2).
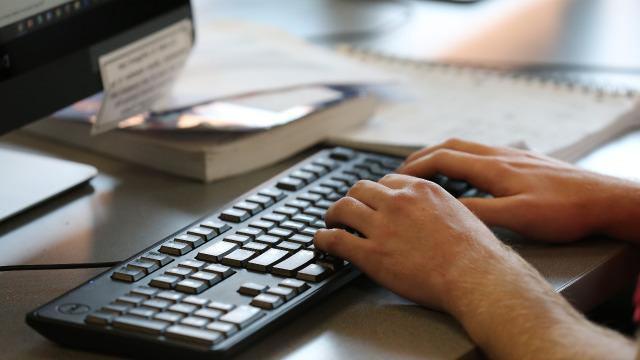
93;19;193;135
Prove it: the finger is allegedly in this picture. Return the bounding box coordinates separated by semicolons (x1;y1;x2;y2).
377;173;418;190
325;196;377;236
314;228;371;266
397;149;511;196
403;138;503;165
459;196;525;230
346;180;393;210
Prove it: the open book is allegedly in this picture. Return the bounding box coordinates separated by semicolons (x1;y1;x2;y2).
329;48;640;162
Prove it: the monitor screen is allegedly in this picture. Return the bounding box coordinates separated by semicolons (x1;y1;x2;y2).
0;0;192;135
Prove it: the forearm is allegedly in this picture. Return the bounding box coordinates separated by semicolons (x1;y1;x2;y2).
444;246;637;360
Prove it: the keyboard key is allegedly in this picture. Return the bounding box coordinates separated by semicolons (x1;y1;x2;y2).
174;234;206;249
279;278;309;294
206;321;238;337
168;303;198;315
194;308;223;321
300;164;328;177
280;221;305;232
234;201;262;215
314;200;333;209
186;227;216;241
251;293;283;310
180;316;209;328
238;282;268;296
272;250;315;277
308;186;334;197
312;158;338;170
102;304;129;315
275;241;302;252
130;287;158;298
261;213;287;225
273;206;299;217
297;264;330;282
301;227;318;237
246;194;274;208
317;255;346;271
207;302;235;313
140;252;173;267
297;192;322;203
289;234;314;246
200;220;231;235
287;199;311;210
254;234;281;246
166;325;223;346
127;259;159;275
190;271;221;286
182;296;210;307
236;227;264;239
444;179;470;197
258;188;286;201
111;267;144;282
156;291;184;303
246;248;289;272
331;173;357;186
243;241;269;253
175;279;208;294
219;305;264;328
141;299;172;311
165;266;193;279
178;260;206;271
203;264;235;278
128;307;157;319
276;177;305;191
320;180;345;191
329;147;356;161
223;234;252;245
249;220;276;231
289;170;317;183
159;241;192;256
196;241;238;262
154;312;184;324
221;249;257;267
85;312;113;325
267;228;293;238
311;220;326;228
304;207;326;218
291;214;316;225
149;275;180;289
266;286;296;301
219;208;249;223
113;316;169;335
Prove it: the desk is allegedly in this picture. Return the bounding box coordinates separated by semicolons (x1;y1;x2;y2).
2;0;640;359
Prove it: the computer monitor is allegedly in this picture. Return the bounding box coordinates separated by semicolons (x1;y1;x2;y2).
0;0;193;221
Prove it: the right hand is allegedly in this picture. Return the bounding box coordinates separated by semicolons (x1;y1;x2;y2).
397;138;640;243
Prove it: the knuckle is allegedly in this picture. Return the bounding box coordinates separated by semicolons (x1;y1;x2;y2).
347;180;368;196
443;137;464;147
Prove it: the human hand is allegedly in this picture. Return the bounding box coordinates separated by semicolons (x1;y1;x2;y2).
314;174;512;311
397;138;640;243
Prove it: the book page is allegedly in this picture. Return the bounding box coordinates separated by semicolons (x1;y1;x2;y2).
331;58;639;160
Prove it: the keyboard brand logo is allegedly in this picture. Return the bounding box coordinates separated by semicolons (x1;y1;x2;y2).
57;303;91;315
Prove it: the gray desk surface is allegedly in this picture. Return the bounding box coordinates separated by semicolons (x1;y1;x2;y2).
2;0;640;359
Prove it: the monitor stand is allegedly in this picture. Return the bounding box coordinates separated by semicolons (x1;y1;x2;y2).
0;147;97;222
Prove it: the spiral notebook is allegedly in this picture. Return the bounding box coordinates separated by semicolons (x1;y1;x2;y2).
328;47;640;162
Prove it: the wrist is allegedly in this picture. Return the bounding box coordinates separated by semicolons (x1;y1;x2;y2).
587;177;640;242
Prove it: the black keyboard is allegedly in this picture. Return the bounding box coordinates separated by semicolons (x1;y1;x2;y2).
26;147;480;359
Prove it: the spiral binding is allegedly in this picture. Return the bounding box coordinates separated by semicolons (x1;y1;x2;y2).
336;45;640;100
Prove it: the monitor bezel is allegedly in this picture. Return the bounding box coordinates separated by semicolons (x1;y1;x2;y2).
0;0;193;135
